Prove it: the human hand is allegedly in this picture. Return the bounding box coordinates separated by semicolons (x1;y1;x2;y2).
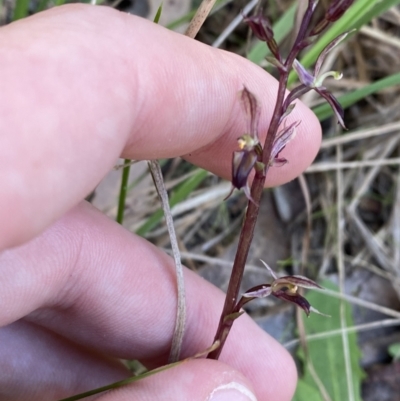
0;5;321;400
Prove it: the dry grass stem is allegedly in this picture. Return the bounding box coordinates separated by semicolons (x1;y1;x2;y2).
306;158;400;173
313;287;400;319
320;121;400;149
148;161;186;363
212;0;258;48
284;318;400;349
185;0;217;38
360;25;400;50
170;183;231;216
164;249;265;273
393;171;400;269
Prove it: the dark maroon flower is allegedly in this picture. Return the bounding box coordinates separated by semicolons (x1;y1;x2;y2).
244;9;281;62
243;9;273;42
291;31;351;129
311;0;355;35
326;0;355;22
231;148;258;203
269;120;300;167
241;260;328;317
226;87;262;204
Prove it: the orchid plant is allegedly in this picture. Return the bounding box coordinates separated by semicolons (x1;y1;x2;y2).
208;0;354;360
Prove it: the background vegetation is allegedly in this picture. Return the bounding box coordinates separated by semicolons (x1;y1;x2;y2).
3;0;400;399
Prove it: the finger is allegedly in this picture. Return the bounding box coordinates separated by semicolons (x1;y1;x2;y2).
1;4;321;250
0;202;297;400
97;359;257;401
0;320;129;401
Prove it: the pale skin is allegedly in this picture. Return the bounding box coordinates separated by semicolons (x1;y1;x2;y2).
0;5;322;401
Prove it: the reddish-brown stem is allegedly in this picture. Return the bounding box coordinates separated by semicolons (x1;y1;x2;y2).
205;0;351;361
207;0;330;361
208;75;288;359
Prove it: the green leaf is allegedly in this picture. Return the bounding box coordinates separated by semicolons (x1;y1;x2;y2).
293;379;324;401
36;0;49;12
13;0;30;21
154;3;163;24
294;280;364;401
116;5;164;225
388;342;400;360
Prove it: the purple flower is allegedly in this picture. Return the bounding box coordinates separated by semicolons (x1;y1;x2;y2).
241;260;328;317
231;148;258;203
326;0;355;22
311;0;355;35
269;120;300;167
291;31;351;129
244;9;281;62
226;87;262;204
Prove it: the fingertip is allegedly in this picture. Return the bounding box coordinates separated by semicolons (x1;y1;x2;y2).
97;359;257;401
219;313;298;401
0;3;322;249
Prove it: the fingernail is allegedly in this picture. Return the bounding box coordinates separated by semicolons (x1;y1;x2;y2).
208;382;257;401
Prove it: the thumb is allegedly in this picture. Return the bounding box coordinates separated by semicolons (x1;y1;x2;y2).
97;359;257;401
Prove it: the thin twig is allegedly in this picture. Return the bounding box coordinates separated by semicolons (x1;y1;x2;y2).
185;0;218;38
313;287;400;319
306;158;400;172
164;249;265;273
148;161;186;363
346;136;400;274
320;121;400;149
58;341;220;401
391;160;400;297
212;0;258;48
157;2;225;359
284;318;400;349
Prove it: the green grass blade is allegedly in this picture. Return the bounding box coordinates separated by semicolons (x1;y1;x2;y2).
247;2;297;65
313;71;400;122
353;0;400;32
154;3;163;24
293;380;324;401
116;159;132;224
294;280;364;401
12;0;30;21
167;9;196;30
36;0;49;12
116;7;164;225
136;168;208;236
59;360;182;401
288;0;400;86
388;342;400;360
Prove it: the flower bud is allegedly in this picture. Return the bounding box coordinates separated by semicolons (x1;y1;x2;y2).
244;10;281;61
244;10;273;42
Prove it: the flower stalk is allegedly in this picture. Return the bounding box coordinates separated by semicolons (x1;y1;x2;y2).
208;0;352;360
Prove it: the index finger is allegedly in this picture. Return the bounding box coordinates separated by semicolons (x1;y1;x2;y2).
0;4;321;250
